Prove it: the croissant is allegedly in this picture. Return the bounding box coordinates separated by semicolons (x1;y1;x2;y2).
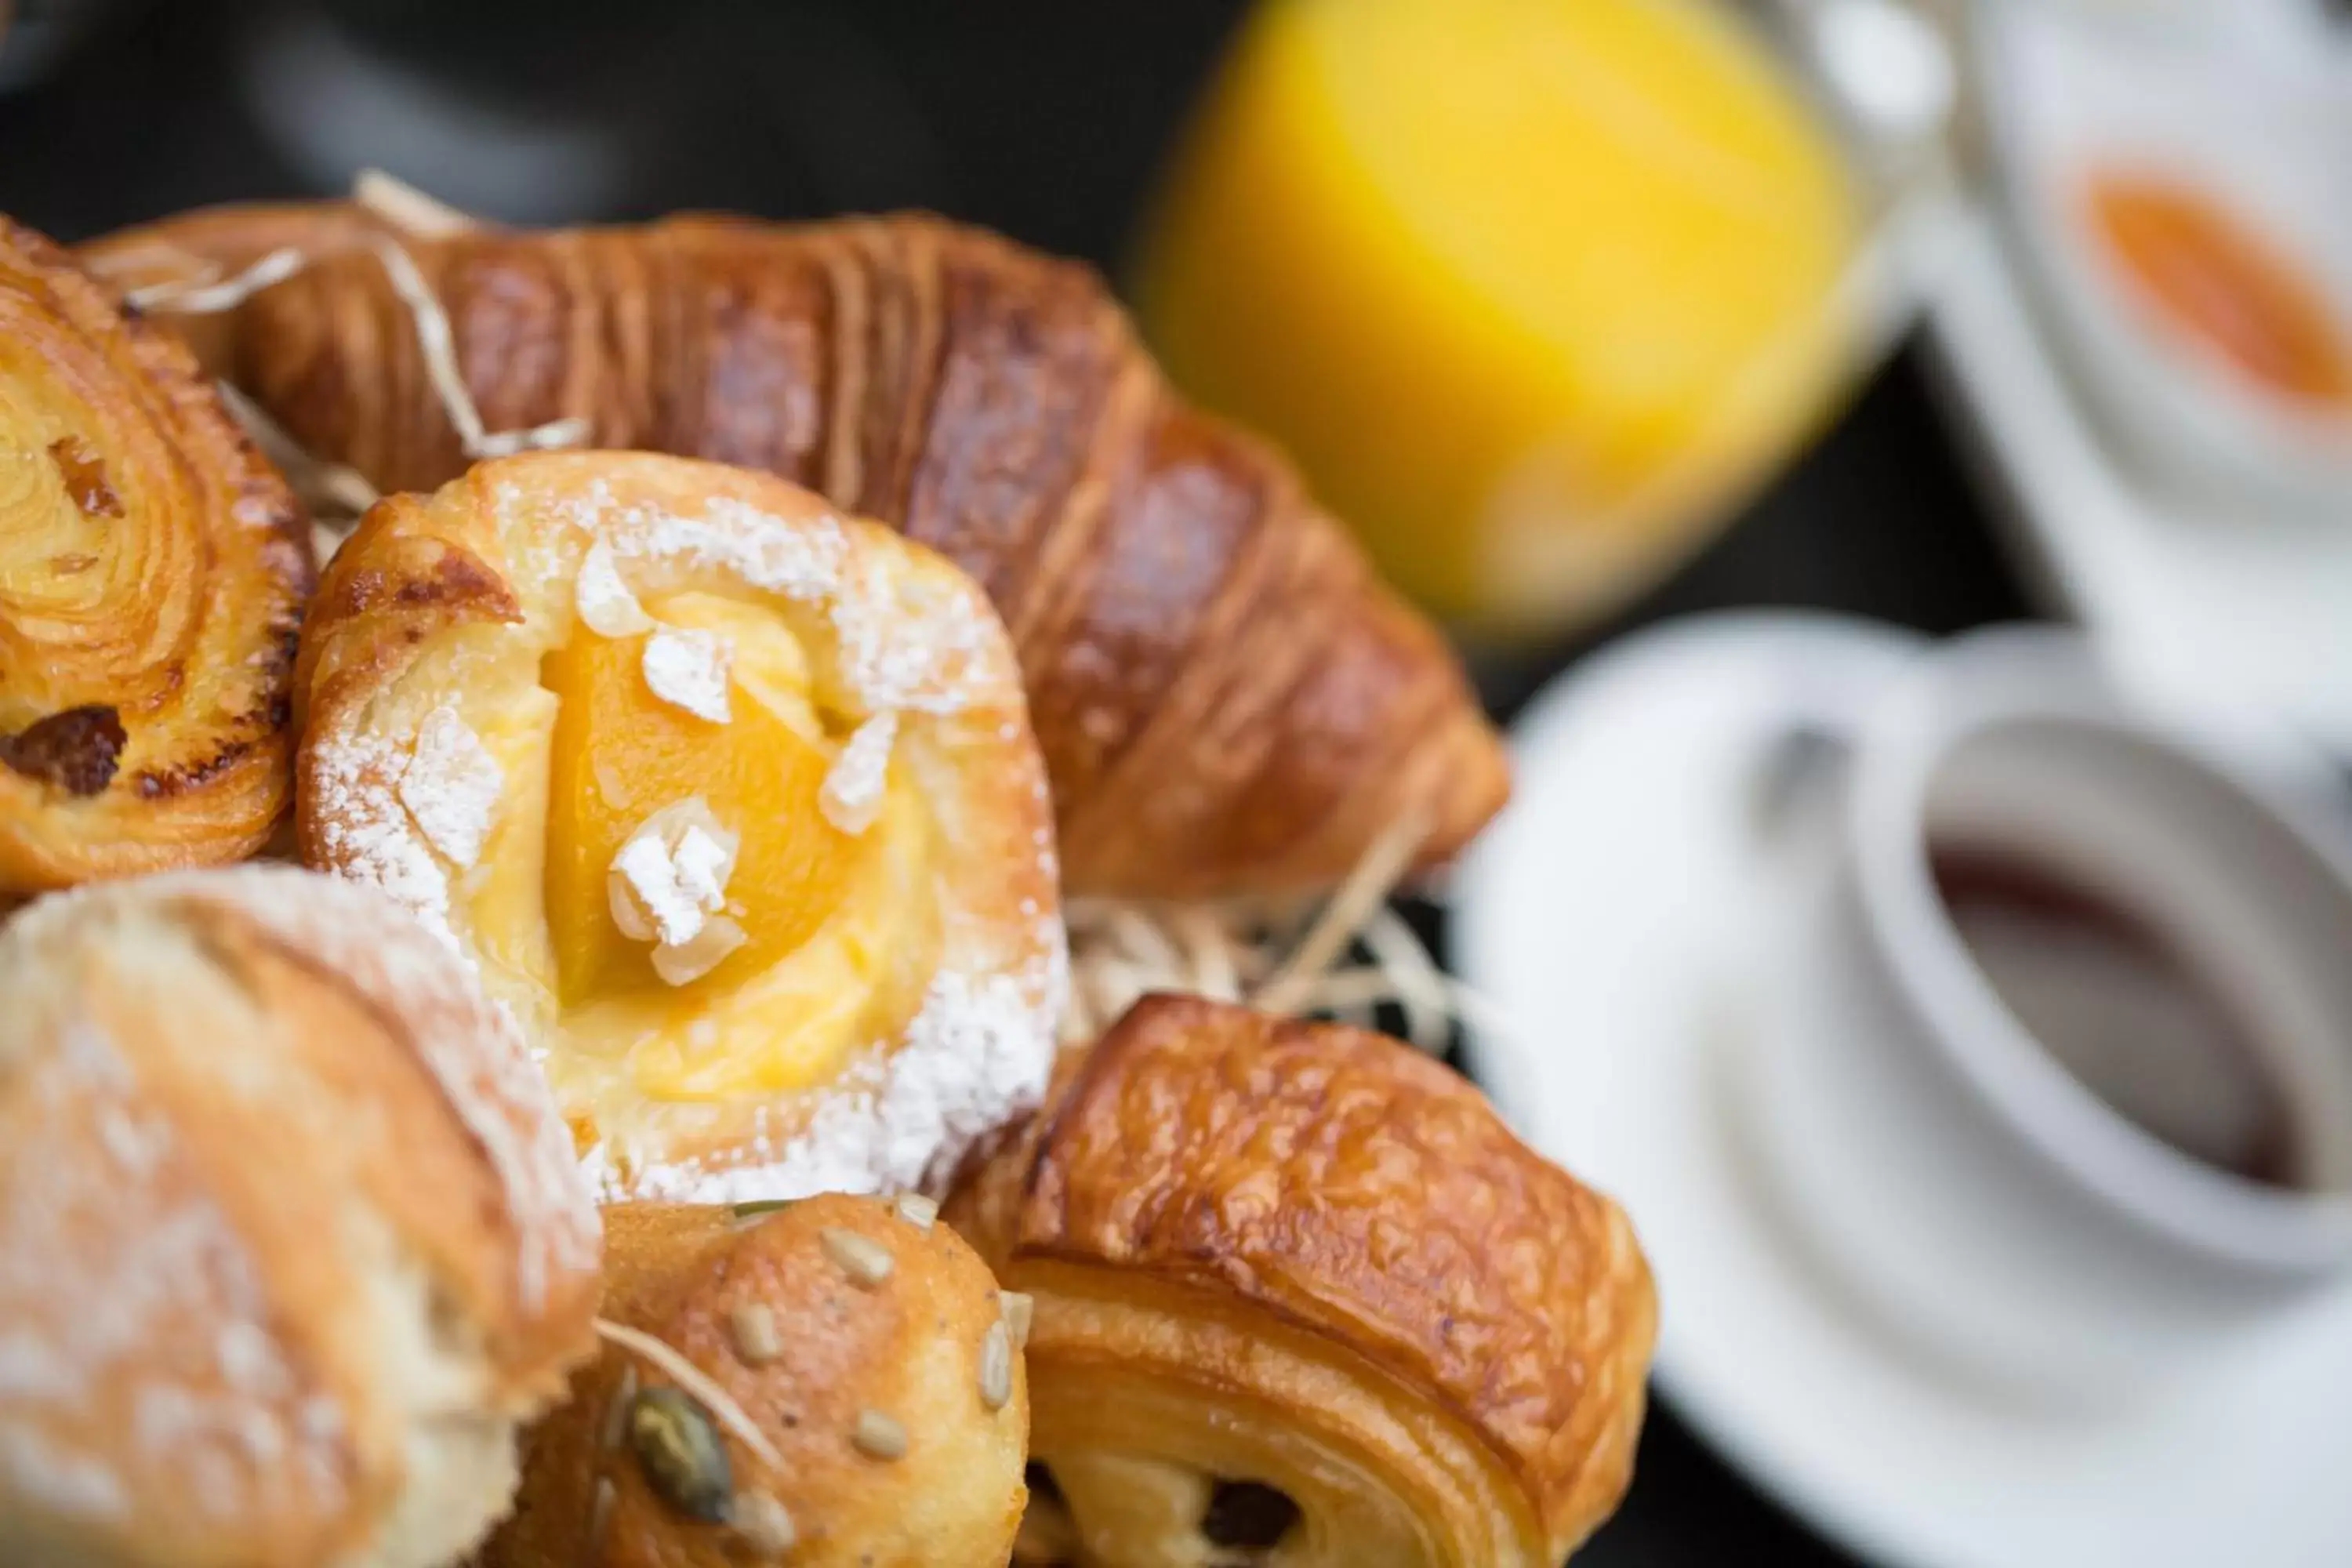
949;995;1656;1567
71;202;401;385
0;216;311;896
479;1197;1027;1568
82;204;1510;899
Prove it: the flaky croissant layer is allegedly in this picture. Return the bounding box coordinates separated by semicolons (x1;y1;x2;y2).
82;204;1510;899
953;996;1657;1567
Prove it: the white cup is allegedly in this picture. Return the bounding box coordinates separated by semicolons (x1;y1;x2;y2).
1745;627;2352;1402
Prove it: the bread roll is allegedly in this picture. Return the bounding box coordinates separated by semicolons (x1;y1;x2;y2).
481;1196;1027;1566
0;866;602;1568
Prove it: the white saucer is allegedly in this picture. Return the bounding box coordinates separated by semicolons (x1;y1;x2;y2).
1451;612;2352;1568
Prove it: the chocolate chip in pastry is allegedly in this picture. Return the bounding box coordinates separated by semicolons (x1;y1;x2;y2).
479;1195;1027;1567
952;995;1656;1568
295;450;1065;1203
0;864;602;1568
0;215;312;896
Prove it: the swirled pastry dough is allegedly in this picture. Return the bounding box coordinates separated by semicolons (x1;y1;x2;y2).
0;216;310;895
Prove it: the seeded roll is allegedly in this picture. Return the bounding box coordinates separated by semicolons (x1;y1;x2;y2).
950;996;1657;1568
0;866;603;1568
479;1196;1028;1567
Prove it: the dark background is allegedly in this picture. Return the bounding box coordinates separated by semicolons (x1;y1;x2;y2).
0;3;2038;1562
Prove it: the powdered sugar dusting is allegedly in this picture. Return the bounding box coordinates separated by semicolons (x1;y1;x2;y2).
0;996;342;1530
574;537;652;638
0;1429;125;1521
397;706;503;868
523;472;1063;1200
821;539;1003;719
603;952;1065;1203
532;481;1005;719
166;868;601;1312
820;711;898;835
307;731;458;951
641;627;732;724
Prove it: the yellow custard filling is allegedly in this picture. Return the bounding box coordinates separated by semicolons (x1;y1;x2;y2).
471;589;937;1112
543;591;861;999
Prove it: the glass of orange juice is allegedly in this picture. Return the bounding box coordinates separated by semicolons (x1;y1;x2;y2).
1135;0;1941;642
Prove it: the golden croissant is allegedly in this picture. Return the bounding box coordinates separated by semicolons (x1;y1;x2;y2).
82;205;1511;899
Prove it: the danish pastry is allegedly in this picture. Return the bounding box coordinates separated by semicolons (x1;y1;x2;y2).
479;1196;1027;1567
0;216;310;896
85;203;1510;898
0;864;601;1568
952;995;1655;1567
295;450;1065;1203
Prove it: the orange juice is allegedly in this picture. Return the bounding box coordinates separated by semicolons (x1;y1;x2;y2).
1138;0;1863;638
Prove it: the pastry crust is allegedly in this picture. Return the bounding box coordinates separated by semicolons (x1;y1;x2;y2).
953;996;1654;1566
480;1197;1027;1567
74;201;400;379
0;216;312;895
296;450;1065;1203
83;204;1510;899
0;865;602;1568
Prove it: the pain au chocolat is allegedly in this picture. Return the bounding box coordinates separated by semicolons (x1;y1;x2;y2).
950;995;1656;1567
